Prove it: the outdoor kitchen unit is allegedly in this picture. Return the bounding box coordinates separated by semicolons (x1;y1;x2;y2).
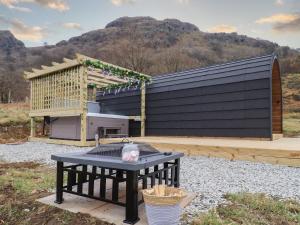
50;101;129;140
51;143;184;224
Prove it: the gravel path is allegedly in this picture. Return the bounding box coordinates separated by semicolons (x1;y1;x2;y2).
1;142;299;218
0;142;91;165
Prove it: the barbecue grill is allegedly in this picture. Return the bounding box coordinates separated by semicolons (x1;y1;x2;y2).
51;142;184;224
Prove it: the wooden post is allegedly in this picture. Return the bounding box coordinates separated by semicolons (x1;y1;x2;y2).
79;63;88;146
92;87;97;101
140;81;146;137
30;117;36;137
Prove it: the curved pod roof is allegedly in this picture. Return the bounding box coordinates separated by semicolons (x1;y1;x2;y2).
148;54;278;94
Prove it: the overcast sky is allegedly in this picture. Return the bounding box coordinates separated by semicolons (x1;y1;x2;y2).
0;0;299;48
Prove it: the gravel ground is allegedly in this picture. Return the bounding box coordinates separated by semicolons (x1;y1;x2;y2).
1;142;299;219
0;142;91;165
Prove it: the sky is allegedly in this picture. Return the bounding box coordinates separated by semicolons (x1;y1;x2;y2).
0;0;299;48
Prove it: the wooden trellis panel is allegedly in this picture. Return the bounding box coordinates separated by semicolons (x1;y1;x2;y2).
29;65;82;116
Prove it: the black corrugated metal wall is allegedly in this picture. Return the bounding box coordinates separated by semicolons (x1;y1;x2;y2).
97;54;276;138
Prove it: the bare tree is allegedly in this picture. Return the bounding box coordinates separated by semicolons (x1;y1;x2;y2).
108;26;152;73
161;45;199;74
0;72;28;103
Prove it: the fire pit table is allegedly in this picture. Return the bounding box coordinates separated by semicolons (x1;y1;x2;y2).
51;143;184;224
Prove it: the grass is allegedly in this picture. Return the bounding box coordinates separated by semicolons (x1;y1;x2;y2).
283;112;300;137
0;103;30;126
188;193;300;225
0;162;111;225
0;162;55;195
0;103;44;143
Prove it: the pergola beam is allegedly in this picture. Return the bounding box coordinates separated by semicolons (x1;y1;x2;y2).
25;59;80;79
87;70;128;84
63;57;74;63
88;76;125;84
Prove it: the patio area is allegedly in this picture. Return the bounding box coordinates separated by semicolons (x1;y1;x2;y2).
38;179;195;225
102;136;300;167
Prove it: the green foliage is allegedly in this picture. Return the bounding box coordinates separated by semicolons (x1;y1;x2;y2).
0;166;55;195
84;59;151;92
189;193;300;225
192;212;225;225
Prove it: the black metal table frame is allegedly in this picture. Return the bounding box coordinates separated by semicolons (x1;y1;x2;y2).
55;158;180;224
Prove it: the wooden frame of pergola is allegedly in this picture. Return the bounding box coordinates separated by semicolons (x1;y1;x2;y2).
24;54;149;146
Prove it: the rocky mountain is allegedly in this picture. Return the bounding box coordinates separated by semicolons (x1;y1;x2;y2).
0;16;299;102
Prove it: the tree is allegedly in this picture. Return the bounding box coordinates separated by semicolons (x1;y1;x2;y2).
110;26;152;73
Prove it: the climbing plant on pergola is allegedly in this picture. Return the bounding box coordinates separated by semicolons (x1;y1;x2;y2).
24;54;151;146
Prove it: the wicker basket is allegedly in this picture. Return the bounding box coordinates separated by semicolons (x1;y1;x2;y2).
142;185;186;225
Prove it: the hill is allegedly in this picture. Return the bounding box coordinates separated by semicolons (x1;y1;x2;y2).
0;16;299;102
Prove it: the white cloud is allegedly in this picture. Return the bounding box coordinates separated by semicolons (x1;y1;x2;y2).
110;0;136;6
275;0;284;6
255;13;298;24
0;16;46;41
273;16;300;32
42;0;69;11
63;22;82;30
0;0;32;12
256;13;300;33
208;24;237;33
0;0;69;12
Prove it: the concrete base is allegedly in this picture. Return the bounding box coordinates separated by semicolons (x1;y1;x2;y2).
37;180;195;225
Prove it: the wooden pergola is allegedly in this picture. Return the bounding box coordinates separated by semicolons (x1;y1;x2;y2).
24;54;149;146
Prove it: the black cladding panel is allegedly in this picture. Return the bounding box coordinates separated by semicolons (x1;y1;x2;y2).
97;55;274;138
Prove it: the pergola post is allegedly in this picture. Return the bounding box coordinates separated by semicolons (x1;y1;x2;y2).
92;86;97;101
141;81;146;137
80;64;88;146
30;117;36;137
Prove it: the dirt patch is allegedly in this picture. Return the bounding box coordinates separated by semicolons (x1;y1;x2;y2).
0;122;46;144
0;124;30;144
0;162;113;225
0;162;41;177
0;162;40;170
0;184;112;225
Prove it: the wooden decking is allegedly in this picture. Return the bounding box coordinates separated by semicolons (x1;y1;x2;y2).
102;137;300;167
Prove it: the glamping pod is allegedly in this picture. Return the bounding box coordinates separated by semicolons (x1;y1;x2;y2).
97;54;282;139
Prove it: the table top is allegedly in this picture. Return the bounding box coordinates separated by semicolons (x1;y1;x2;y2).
51;151;184;171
